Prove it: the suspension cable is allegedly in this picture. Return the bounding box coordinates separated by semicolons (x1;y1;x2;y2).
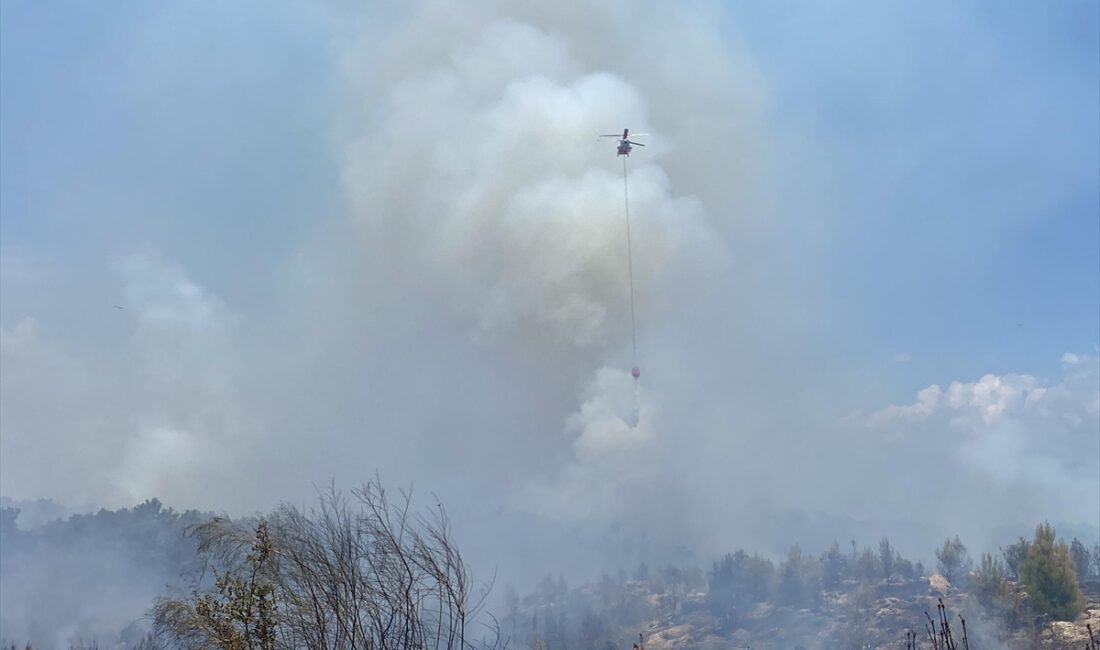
622;156;638;371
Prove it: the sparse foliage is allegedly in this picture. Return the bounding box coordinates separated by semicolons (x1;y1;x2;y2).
156;519;277;649
154;480;501;649
921;598;969;650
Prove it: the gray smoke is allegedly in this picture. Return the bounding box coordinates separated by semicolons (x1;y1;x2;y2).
0;0;1096;610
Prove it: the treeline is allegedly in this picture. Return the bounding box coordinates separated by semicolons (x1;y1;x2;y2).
707;537;924;620
0;500;207;647
506;524;1098;649
2;490;1097;649
704;524;1096;629
1;499;205;571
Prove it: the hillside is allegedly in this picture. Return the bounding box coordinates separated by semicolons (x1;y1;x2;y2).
508;545;1100;650
3;498;1097;649
640;576;1100;648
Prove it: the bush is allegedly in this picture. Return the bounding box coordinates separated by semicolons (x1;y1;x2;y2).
1019;523;1085;621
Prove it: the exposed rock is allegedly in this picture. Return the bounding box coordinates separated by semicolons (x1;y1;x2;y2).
927;572;950;596
634;580;1099;649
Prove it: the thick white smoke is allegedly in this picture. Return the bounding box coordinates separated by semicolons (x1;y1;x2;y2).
523;367;660;521
337;3;748;535
343;19;717;351
0;0;1095;590
0;251;256;508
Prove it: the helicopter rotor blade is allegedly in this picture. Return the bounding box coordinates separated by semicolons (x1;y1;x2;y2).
627;141;646;146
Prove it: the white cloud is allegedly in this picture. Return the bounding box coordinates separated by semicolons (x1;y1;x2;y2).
860;383;942;428
854;353;1100;524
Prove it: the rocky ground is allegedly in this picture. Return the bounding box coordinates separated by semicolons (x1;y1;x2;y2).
639;576;1100;649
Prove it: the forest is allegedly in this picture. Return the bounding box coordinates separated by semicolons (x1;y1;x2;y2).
2;486;1097;649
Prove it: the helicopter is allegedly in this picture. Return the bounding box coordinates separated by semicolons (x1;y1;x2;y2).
600;128;647;156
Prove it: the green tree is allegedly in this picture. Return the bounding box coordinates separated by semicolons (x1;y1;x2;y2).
878;538;896;579
820;541;848;589
972;552;1008;605
935;536;971;584
1002;537;1030;579
913;560;925;577
855;545;878;583
1069;538;1091;580
777;545;821;609
706;549;775;626
895;556;916;580
1019;523;1085;621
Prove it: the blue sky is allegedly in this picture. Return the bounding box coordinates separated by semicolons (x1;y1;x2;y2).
5;1;1094;389
0;0;1096;563
727;1;1099;389
0;2;339;314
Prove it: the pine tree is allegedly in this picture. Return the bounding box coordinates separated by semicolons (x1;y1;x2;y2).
1019;522;1085;621
935;536;971;584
